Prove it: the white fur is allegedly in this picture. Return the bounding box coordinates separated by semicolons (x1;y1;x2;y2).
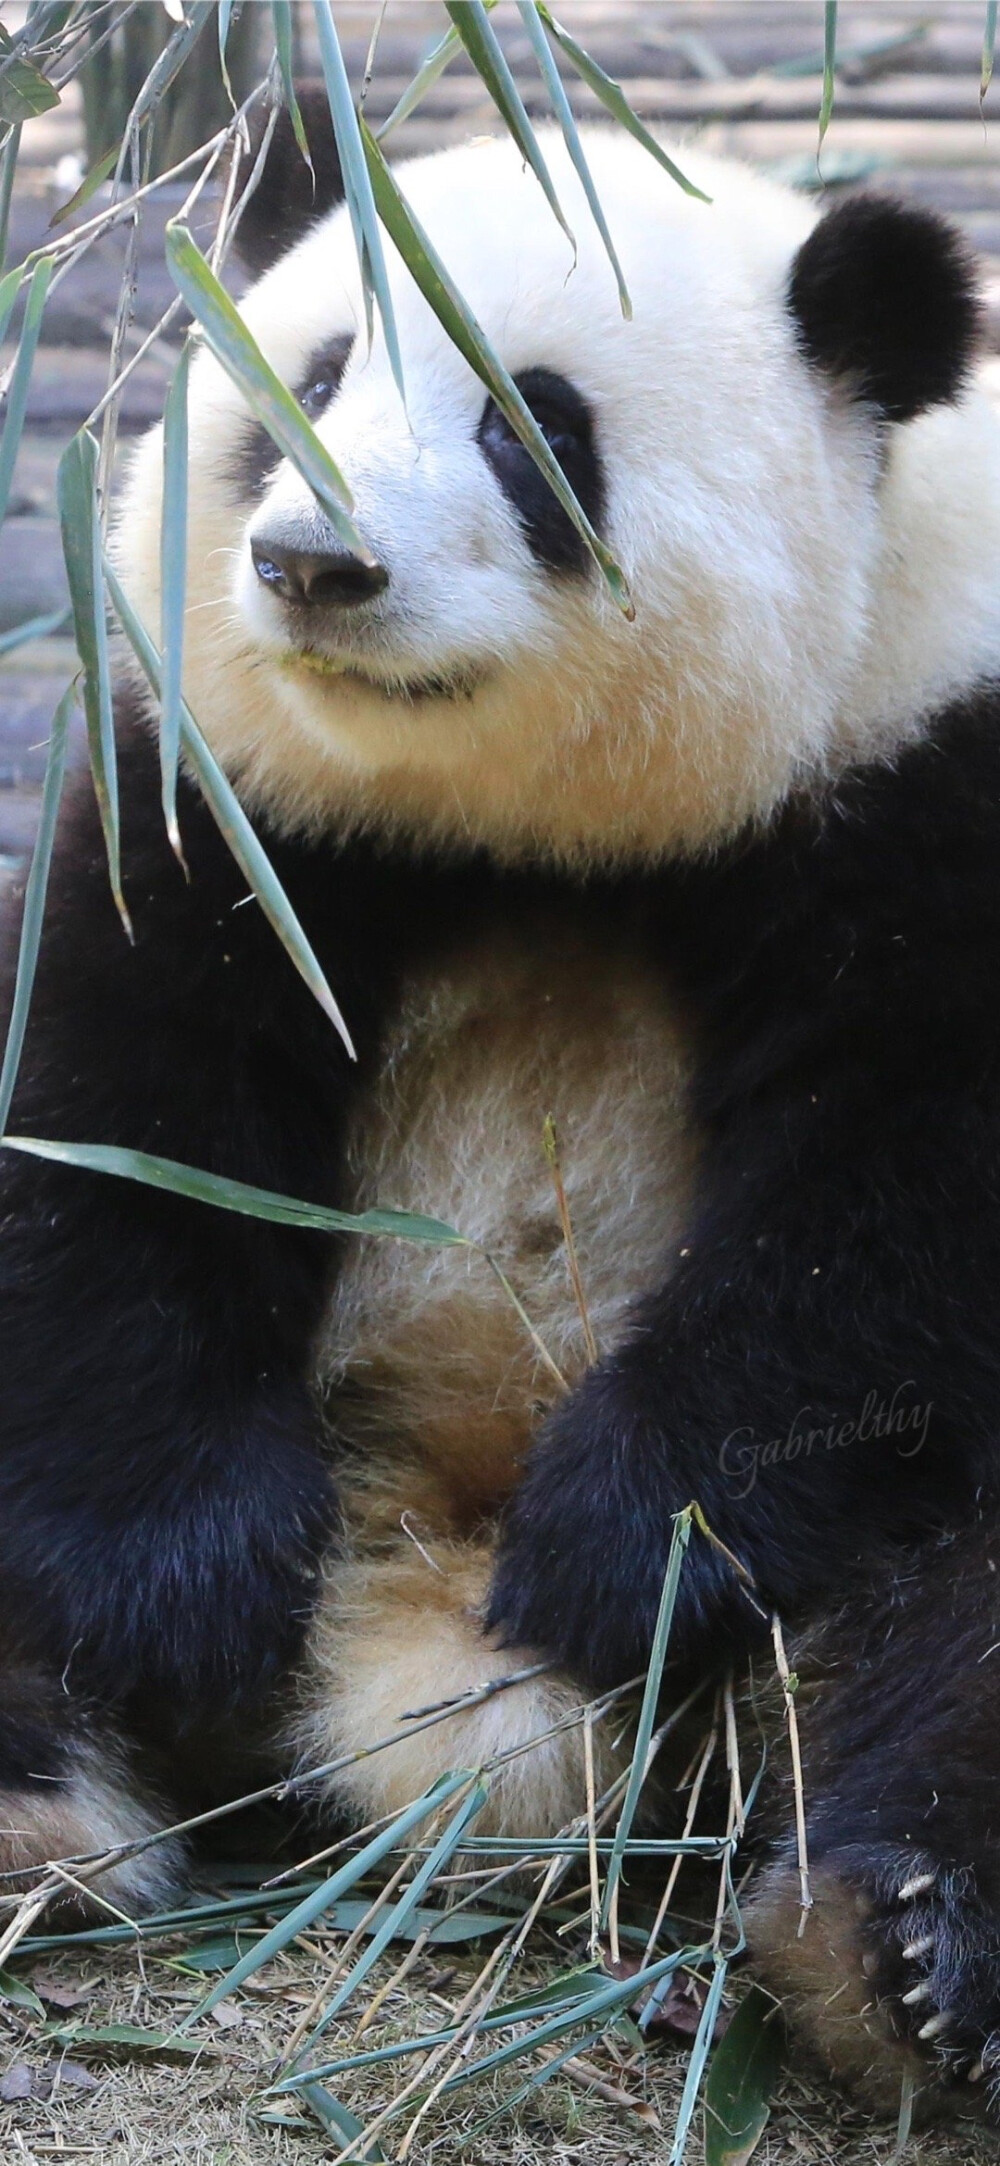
110;127;1000;867
0;1748;184;1915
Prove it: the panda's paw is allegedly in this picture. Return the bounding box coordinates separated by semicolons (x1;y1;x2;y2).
747;1844;1000;2122
856;1854;1000;2090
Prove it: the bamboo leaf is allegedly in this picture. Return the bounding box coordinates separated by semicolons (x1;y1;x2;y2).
536;9;709;204
0;122;21;270
0;256;52;527
299;1781;489;2055
159;339;191;861
601;1507;693;1927
164;224;372;563
703;1984;783;2166
359;120;632;617
57;431;129;935
984;2;998;105
443;0;574;253
0;263;23;347
103;558;356;1055
515;1;630;317
300;2084;386;2159
218;0;235;103
49;142;120;229
0;1967;45;2016
0;44;59;123
0;682;75;1135
376;19;464;140
312;0;405;402
182;1772;477;2025
272;1;311;164
671;1957;729;2165
819;2;838;150
0;1137;468;1251
44;2022;202;2056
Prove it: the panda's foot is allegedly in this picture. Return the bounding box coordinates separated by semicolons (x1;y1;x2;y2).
747;1844;1000;2122
0;1746;185;1920
289;1542;630;1841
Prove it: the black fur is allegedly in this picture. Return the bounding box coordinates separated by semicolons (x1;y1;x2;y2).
225;336;355;504
232;84;344;278
477;368;605;574
788;195;982;422
487;684;1000;1686
6;685;1000;1775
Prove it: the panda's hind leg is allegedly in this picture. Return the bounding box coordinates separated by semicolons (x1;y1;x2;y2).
0;1638;184;1918
746;1522;1000;2123
288;1506;629;1840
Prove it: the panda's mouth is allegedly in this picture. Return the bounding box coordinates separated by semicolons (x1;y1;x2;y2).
284;648;483;704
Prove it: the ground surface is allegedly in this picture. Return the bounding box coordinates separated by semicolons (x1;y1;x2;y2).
4;5;1000;2161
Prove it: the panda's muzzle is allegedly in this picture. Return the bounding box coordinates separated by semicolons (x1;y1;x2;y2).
251;533;389;611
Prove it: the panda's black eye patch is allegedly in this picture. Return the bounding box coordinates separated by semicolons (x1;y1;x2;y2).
476;368;604;575
225;334;354;502
297;333;354;420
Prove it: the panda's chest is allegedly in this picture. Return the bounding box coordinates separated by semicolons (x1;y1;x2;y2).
314;904;697;1525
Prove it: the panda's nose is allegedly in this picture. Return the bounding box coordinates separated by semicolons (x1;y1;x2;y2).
251;534;389;609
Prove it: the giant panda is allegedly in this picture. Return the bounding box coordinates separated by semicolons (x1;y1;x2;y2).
4;90;1000;2123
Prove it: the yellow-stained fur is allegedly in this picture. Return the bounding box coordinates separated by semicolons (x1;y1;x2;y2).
289;915;696;1828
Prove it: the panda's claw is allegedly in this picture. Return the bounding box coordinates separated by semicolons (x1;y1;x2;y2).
898;1870;937;1902
902;1980;933;2006
918;2009;954;2041
902;1934;935;1960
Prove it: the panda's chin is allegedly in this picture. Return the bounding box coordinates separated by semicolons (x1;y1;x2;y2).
281;648;484;706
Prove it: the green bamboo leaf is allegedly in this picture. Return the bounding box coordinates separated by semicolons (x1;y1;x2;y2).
0;121;21;270
0;682;75;1134
160;338;191;861
0;1137;467;1252
299;1781;489;2056
984;2;998;104
0;262;23;346
0;256;52;527
601;1506;693;1928
312;0;404;402
443;0;574;253
377;21;462;140
819;1;838;149
182;1771;476;2026
103;558;356;1055
359;121;632;618
0;1967;45;2016
536;9;709;204
466;2027;605;2141
0;42;59;123
44;2022;202;2055
515;1;630;317
49;142;120;229
435;1946;691;2100
671;1957;729;2165
272;1;311;164
57;431;130;936
300;2085;386;2160
164;224;372;562
218;0;235;102
703;1983;784;2166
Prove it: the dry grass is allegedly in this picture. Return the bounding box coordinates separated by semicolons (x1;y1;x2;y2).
1;1922;997;2166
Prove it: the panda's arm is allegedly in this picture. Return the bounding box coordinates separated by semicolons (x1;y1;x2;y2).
488;702;1000;1689
0;709;384;1715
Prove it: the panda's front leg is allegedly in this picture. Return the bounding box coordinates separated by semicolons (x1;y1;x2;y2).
487;1085;993;1690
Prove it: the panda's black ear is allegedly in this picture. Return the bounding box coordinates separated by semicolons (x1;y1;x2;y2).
232;85;344;279
788;195;982;423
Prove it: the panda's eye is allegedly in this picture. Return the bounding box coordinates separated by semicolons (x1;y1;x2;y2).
297;334;354;421
477;366;604;575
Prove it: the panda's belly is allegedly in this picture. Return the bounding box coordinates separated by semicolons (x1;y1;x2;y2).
314;905;698;1533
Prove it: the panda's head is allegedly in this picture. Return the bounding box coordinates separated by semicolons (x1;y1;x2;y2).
116;97;997;865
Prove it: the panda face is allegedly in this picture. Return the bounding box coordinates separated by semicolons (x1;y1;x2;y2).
114;129;1000;864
